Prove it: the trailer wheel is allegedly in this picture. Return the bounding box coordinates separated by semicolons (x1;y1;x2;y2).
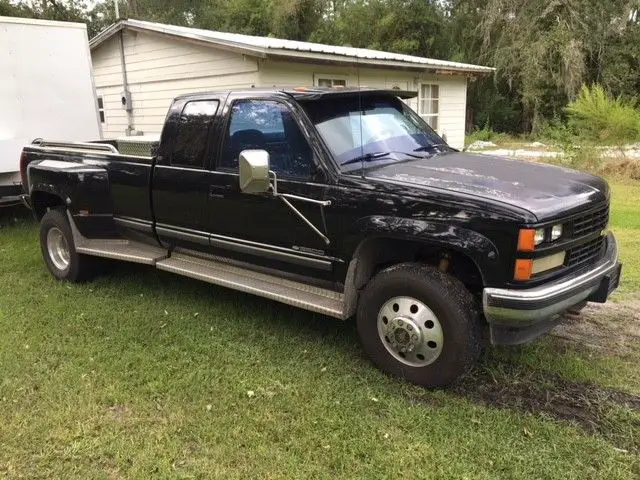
357;262;481;388
39;208;96;282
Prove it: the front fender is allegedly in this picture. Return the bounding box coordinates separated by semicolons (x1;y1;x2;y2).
353;215;501;281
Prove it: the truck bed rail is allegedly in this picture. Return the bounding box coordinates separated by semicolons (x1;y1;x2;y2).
31;139;119;154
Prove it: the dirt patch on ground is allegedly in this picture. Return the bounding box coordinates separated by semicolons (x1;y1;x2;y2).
447;363;640;451
551;300;640;356
441;300;640;451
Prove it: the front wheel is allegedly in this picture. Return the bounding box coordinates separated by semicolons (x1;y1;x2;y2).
357;263;481;388
39;208;97;282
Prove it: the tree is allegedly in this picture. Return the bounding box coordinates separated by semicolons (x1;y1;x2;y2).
311;0;449;58
448;0;640;131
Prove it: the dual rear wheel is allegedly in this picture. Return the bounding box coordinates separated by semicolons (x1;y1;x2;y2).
39;208;99;282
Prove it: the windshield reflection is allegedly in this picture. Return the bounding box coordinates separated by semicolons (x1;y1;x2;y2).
301;95;450;171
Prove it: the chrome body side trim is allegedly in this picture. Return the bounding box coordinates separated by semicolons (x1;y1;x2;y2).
209;233;332;270
155;222;336;271
156;225;209;246
114;216;154;234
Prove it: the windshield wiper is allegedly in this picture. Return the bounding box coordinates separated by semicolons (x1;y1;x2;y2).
413;144;450;152
341;151;423;167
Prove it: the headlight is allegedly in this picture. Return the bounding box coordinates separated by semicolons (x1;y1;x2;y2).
551;224;563;241
534;228;545;245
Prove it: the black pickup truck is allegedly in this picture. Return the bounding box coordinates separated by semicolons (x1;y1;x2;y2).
19;87;621;387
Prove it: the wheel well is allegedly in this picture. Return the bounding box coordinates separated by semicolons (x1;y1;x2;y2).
352;237;484;295
31;191;65;220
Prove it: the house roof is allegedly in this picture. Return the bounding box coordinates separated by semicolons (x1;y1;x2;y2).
90;19;494;75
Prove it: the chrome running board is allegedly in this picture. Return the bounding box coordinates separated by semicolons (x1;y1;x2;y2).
156;253;344;318
68;212;168;265
76;239;168;265
67;213;345;318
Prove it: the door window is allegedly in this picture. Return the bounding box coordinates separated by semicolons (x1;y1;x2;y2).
220;100;313;177
171;100;219;168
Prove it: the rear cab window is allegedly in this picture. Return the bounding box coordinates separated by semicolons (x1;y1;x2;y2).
170;100;219;168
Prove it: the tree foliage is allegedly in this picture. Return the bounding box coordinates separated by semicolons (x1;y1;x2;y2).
448;0;640;131
566;84;640;144
1;0;639;134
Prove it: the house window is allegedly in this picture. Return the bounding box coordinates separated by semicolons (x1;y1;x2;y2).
419;84;439;131
97;96;105;124
315;76;347;88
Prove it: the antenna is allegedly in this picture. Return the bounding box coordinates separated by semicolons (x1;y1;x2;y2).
357;61;364;178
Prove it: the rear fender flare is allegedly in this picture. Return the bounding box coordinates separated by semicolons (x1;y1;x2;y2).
28;161;110;222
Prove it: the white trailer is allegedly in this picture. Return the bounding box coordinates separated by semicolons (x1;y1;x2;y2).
0;16;101;206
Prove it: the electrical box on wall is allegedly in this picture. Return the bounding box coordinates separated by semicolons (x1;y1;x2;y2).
120;89;132;112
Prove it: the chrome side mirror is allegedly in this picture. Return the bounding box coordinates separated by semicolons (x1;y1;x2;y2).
239;149;270;194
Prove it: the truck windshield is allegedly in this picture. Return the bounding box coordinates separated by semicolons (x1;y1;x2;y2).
301;95;449;172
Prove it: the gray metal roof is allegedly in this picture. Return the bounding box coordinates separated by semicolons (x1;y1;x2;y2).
90;19;494;75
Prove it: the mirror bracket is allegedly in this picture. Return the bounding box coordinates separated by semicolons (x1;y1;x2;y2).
269;171;331;245
238;149;331;245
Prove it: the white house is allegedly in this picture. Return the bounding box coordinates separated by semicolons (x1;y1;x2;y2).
89;19;493;149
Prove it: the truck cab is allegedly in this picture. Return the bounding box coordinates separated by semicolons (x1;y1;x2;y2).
20;87;622;387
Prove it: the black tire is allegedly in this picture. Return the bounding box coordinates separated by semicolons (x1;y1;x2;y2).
39;208;97;282
356;262;481;388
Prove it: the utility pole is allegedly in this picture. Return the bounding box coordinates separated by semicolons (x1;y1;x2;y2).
114;0;119;19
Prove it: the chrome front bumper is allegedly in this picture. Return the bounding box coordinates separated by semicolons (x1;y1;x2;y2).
483;233;621;344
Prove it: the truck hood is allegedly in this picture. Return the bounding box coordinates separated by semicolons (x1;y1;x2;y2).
367;152;608;221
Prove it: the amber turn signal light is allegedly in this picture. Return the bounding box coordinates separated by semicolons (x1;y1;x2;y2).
514;259;533;281
517;229;536;252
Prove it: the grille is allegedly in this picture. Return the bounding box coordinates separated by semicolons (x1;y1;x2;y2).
566;236;605;268
571;204;609;238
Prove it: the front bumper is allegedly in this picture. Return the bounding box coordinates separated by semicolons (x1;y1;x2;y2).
483;232;621;345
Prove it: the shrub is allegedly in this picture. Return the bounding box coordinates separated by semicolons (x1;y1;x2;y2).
565;85;640;145
535;117;575;148
465;123;508;146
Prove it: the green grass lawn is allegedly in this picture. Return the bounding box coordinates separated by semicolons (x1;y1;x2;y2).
1;181;639;479
609;181;640;295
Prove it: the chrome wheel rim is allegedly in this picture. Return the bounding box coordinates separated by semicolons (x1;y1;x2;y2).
377;296;444;367
47;227;70;271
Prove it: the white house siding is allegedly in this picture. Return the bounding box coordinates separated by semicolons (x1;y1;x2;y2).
421;74;467;150
92;34;468;148
91;38;127;138
91;31;259;137
258;59;468;149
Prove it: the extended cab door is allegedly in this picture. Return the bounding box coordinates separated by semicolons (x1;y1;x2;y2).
152;94;226;250
205;94;341;281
